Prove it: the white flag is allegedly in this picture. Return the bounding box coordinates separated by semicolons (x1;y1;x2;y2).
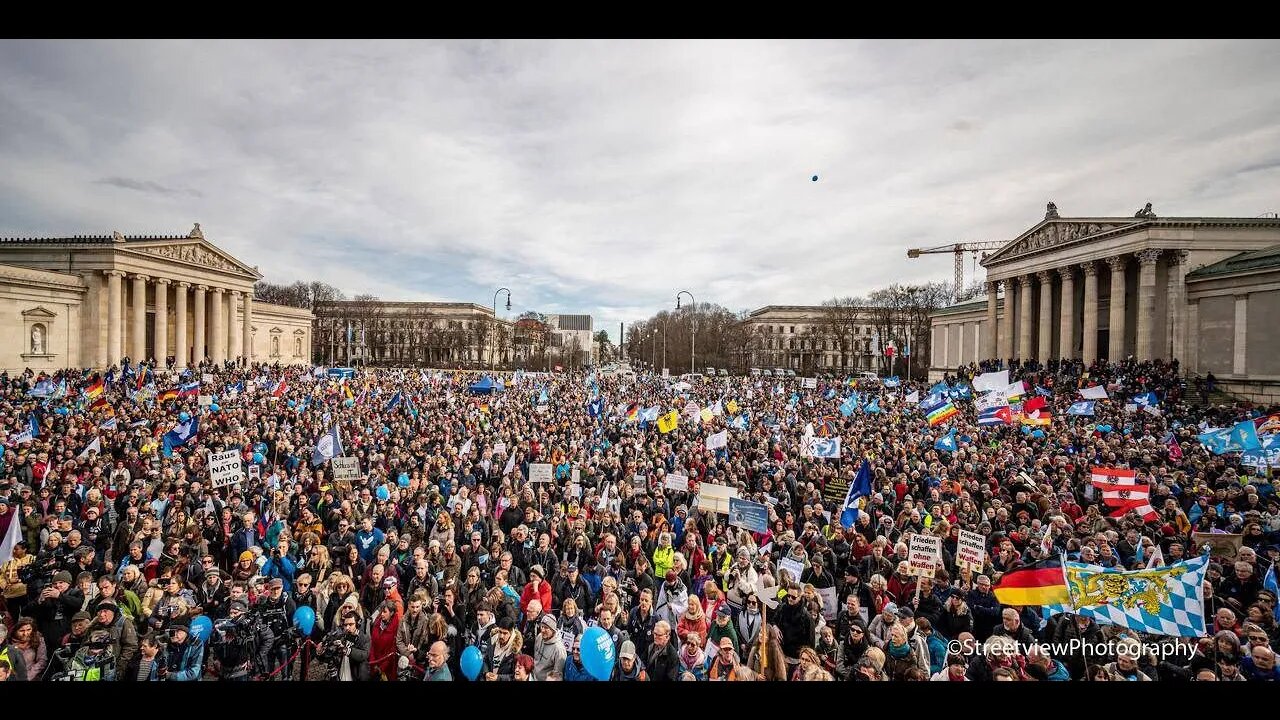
972;370;1009;392
905;390;919;404
503;451;516;476
705;430;728;450
1079;385;1109;400
1146;544;1165;569
77;436;101;459
0;509;22;563
459;438;473;457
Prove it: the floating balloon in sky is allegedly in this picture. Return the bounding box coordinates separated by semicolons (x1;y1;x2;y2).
811;175;819;182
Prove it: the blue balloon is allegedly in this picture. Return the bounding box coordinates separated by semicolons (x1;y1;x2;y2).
54;406;70;416
376;486;390;501
1031;429;1046;440
254;442;268;457
460;645;484;681
287;399;296;408
398;472;410;488
579;626;616;680
189;615;214;643
253;452;265;465
343;398;355;408
292;606;316;636
1020;425;1032;434
210;404;220;413
1098;424;1113;434
179;411;191;422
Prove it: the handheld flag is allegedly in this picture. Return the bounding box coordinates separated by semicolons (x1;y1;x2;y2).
991;556;1070;606
1079;384;1109;400
1066;401;1096;416
161;417;199;458
311;425;343;467
657;411;679;434
935;429;958;453
839;459;874;529
1043;556;1210;638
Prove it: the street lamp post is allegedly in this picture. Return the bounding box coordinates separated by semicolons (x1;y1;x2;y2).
676;291;696;375
651;328;657;371
662;316;667;374
491;288;511;372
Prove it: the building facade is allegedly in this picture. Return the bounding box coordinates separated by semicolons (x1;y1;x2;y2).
927;203;1280;400
546;313;595;367
0;224;312;373
742;305;907;374
313;301;514;367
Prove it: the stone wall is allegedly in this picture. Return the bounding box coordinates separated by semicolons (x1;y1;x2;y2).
0;264;86;373
250;302;313;365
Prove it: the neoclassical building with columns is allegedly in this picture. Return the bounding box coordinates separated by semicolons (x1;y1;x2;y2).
929;203;1280;401
0;224;313;372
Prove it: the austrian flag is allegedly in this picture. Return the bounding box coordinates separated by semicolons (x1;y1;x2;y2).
1090;467;1157;521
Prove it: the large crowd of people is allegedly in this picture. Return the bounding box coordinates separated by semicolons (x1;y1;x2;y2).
0;354;1277;682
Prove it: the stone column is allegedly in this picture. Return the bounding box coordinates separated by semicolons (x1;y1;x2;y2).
1234;294;1248;375
228;290;242;363
1135;249;1161;360
1058;266;1076;360
210;287;227;364
1037;270;1054;361
174;282;189;368
1167;250;1189;363
998;280;1015;360
984;282;998;360
130;274;148;362
1107;256;1128;361
105;270;124;367
1018;275;1034;360
1082;261;1100;363
242;292;254;363
193;285;207;363
1186;298;1200;373
154;279;170;364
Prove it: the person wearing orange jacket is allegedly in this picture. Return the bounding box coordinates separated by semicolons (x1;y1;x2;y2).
520;564;553;617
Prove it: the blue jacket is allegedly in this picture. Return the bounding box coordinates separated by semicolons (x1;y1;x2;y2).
1045;659;1071;681
564;656;596;681
925;633;948;675
261;555;298;591
164;638;205;681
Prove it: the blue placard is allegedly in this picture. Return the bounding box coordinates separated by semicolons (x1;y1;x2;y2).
729;496;769;533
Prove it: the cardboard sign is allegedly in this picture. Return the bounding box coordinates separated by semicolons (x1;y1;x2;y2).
529;463;553;483
201;373;214;385
331;456;360;482
908;533;943;577
778;557;805;586
802;377;817;389
198;394;213;407
664;473;690;492
208;449;243;488
956;529;987;571
696;482;738;514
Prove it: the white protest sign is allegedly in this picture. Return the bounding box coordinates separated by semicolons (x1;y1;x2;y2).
571;466;580;485
529;463;553;483
331;456;360;482
198;394;213;407
493;442;507;456
208;449;244;488
802;377;817;390
908;533;943;577
248;464;261;481
818;586;838;621
664;473;690;492
201;373;214;385
696;482;738;514
956;529;987;571
778;557;805;586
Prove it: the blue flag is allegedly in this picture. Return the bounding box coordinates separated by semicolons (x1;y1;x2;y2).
1035;385;1053;397
824;387;837;400
161;417;199;458
1066;401;1096;416
538;387;550;405
883;376;901;388
311;425;344;467
28;414;40;438
587;398;604;417
1134;391;1159;408
840;459;874;529
839;393;861;417
1265;564;1280;624
863;397;881;414
929;381;950;397
1229;419;1263;452
935;429;958;452
385;391;403;411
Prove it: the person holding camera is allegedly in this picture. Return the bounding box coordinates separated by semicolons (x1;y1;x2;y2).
261;538;297;592
208;598;273;680
158;620;204;681
317;611;370;681
254;577;297;679
30;570;82;648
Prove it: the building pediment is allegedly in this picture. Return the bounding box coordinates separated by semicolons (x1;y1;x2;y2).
121;239;263;280
983;219;1143;267
22;305;58;319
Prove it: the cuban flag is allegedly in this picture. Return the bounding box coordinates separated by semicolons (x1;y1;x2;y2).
1066;401;1096;416
978;405;1013;426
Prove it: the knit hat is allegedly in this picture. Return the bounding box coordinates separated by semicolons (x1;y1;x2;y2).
52;570;73;585
539;613;558;631
239;550;255;563
528;564;545;579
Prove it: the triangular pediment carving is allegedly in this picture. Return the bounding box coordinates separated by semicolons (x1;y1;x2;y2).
983;219;1144;266
22;305;58;319
123;240;263;279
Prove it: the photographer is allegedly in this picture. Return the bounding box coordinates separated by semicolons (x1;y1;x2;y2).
317;611;370;681
158;620;204;681
254;577;297;679
261;538;297;592
30;570;82;647
209;598;273;680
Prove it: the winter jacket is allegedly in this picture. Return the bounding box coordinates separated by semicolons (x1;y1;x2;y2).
162;638;205;681
532;632;567;680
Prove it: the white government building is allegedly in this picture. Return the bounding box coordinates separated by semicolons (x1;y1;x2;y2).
0;224;313;373
928;203;1280;402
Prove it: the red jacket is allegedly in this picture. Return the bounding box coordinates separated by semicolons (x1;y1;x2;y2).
370;614;401;680
520;580;553;615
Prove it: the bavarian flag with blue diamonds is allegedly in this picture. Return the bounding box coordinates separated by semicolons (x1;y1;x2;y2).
1043;554;1209;637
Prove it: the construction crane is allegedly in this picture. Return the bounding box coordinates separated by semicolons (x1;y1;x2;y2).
907;241;1007;301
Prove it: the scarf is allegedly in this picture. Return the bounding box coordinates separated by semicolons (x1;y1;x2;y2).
887;640;912;659
679;644;704;669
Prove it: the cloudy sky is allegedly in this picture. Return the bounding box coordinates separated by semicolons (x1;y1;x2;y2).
2;39;1278;343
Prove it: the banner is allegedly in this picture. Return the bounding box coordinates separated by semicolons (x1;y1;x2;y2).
908;534;943;577
972;370;1009;392
729;496;769;533
331;456;360;482
208;449;243;488
529;463;553;483
1192;532;1243;561
822;473;850;511
198;394;214;407
802;377;817;389
956;529;987;571
705;430;728;451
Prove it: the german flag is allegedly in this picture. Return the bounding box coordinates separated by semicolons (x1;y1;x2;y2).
84;378;105;400
992;557;1070;606
158;388;178;403
89;396;114;417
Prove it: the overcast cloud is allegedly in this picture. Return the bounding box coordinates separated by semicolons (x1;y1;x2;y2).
2;39;1278;343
